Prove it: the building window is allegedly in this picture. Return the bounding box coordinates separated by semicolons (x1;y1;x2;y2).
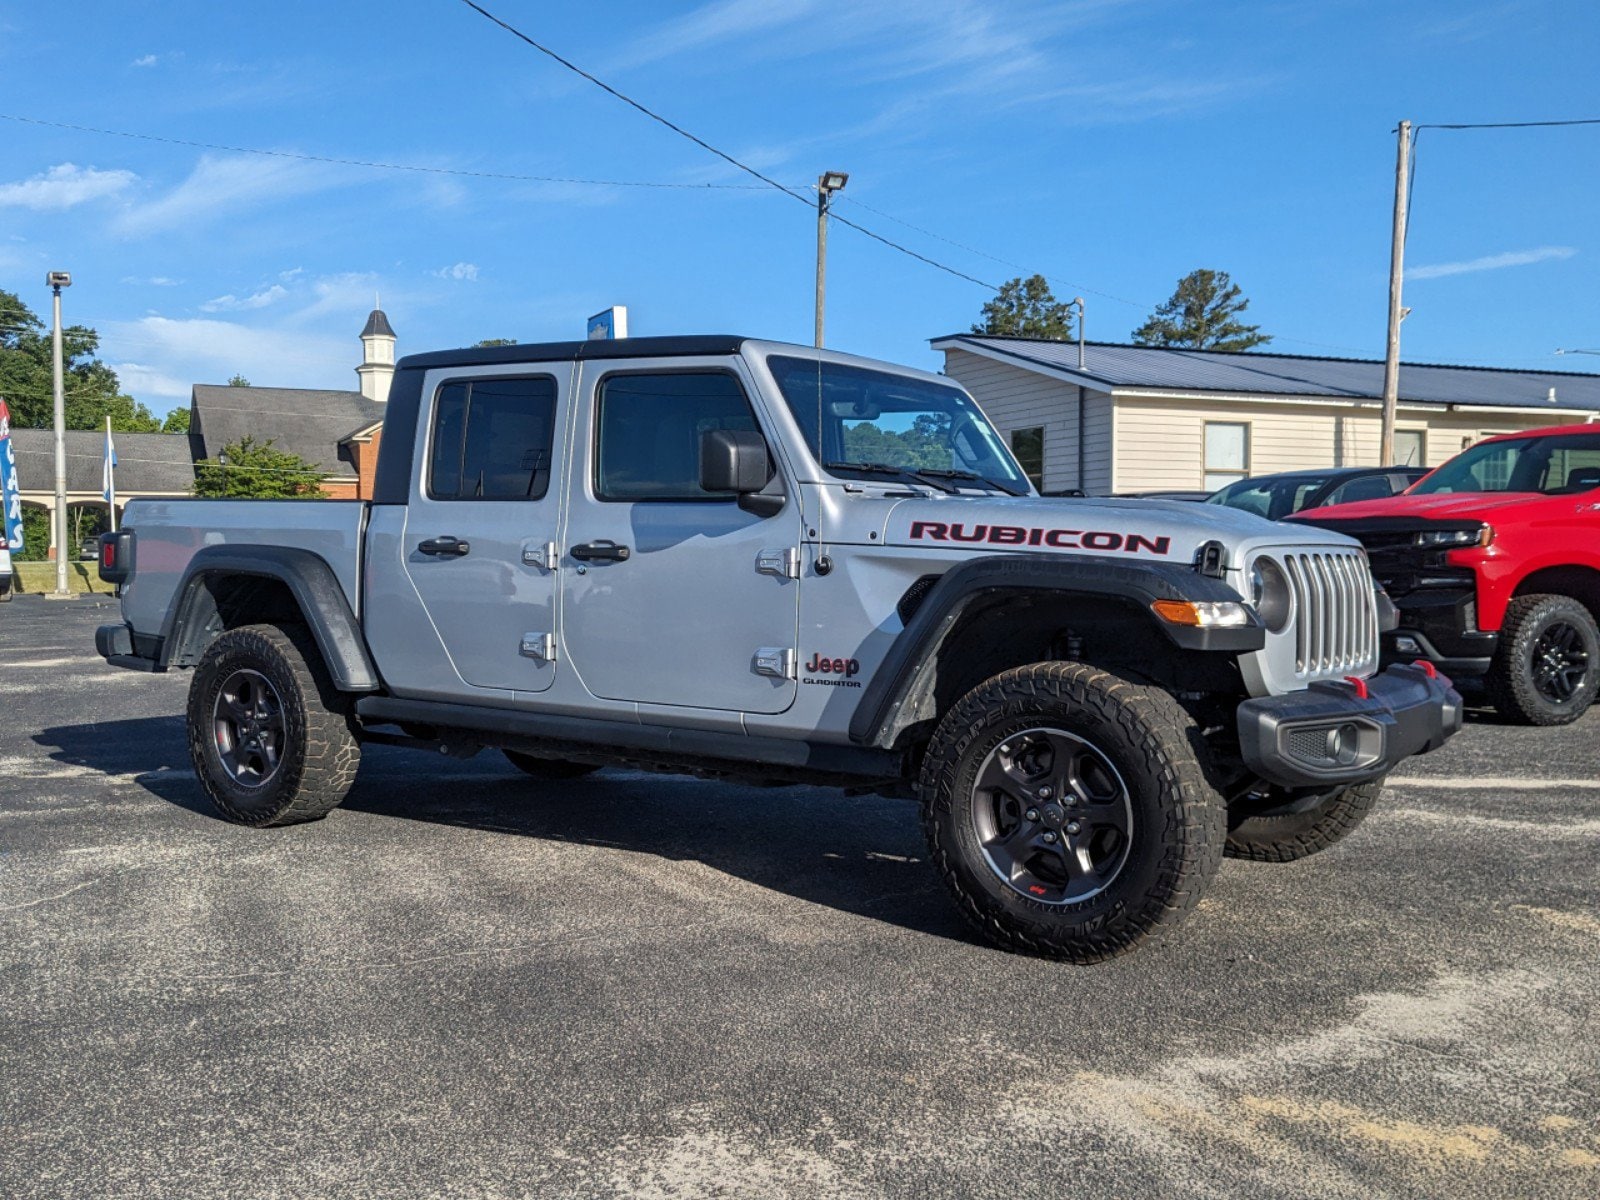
1011;426;1045;490
1203;422;1250;491
1394;429;1425;467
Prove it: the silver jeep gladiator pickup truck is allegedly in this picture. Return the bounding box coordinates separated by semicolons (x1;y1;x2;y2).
96;335;1461;961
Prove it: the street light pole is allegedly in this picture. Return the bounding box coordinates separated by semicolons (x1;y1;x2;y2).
814;170;848;349
47;271;72;599
1379;120;1411;467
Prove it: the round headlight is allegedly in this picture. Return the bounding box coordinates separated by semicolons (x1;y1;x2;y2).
1250;555;1293;633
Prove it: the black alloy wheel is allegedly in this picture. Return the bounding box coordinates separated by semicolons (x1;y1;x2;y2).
212;668;287;787
971;728;1134;904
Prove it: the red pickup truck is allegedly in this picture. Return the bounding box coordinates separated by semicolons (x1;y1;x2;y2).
1298;422;1600;725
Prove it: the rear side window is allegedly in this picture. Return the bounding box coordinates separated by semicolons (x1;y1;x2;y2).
429;376;558;500
595;371;759;501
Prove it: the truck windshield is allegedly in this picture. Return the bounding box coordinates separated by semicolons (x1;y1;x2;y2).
1412;432;1600;496
766;355;1031;493
1207;474;1332;519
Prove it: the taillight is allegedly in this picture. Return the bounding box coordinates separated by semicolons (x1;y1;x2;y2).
99;530;134;585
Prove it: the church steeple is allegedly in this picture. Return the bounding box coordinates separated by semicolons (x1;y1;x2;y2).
357;294;396;402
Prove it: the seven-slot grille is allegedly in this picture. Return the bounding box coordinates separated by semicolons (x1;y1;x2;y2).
1280;550;1379;678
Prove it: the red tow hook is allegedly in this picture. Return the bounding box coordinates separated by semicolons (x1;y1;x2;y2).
1344;676;1370;700
1412;659;1438;679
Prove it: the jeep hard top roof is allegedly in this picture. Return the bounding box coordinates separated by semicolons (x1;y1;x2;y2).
397;335;750;372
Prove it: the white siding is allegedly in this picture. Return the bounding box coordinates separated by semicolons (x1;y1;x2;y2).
943;349;1111;493
1111;396;1591;491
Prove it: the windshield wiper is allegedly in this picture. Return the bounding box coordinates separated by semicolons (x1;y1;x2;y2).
823;461;959;494
911;467;1028;497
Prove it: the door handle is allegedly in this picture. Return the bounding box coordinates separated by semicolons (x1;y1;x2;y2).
418;536;471;557
569;540;631;563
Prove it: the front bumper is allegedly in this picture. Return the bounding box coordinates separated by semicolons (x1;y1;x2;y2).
1237;663;1463;789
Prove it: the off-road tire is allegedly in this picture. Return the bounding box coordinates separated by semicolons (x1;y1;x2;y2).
502;749;601;780
919;662;1225;963
1224;779;1383;862
187;623;361;826
1487;594;1600;726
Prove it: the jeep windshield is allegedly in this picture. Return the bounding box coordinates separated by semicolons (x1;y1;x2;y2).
765;355;1032;494
1412;431;1600;496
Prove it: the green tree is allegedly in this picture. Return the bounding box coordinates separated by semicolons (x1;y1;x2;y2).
0;289;162;431
475;338;518;347
972;275;1074;340
162;407;191;433
192;435;326;499
842;413;955;471
227;373;251;387
1132;269;1272;351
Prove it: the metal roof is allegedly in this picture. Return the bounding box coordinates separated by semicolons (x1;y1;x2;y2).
10;429;195;495
190;385;386;479
933;335;1600;412
360;308;396;339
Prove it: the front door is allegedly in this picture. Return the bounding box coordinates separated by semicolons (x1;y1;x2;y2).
402;369;567;694
560;360;801;714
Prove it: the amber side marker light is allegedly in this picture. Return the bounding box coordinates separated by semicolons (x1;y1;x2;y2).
1150;599;1254;628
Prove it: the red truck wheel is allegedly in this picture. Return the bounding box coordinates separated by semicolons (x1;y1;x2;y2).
1488;594;1600;726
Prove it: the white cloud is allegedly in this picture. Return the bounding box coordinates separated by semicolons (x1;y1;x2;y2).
200;284;288;313
121;276;183;287
114;155;346;236
0;163;138;211
1408;245;1577;281
434;262;479;282
131;53;159;67
103;316;354;399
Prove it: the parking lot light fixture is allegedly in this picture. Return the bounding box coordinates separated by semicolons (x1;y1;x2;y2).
48;271;73;600
815;170;849;349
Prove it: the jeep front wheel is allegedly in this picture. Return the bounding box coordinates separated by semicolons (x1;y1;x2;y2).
1487;594;1600;726
187;623;362;826
919;662;1225;963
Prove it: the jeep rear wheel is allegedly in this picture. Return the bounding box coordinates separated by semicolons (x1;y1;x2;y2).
919;662;1225;963
1488;594;1600;726
187;623;362;826
1224;779;1383;862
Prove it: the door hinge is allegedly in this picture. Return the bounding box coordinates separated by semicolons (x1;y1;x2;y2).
753;647;797;679
522;541;559;570
520;632;557;662
756;547;801;579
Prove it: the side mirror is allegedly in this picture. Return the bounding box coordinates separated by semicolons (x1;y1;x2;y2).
699;429;785;517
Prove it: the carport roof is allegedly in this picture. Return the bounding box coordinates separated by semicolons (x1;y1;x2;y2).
10;428;194;495
931;335;1600;412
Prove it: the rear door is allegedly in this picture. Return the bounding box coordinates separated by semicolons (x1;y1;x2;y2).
401;369;568;694
558;358;801;714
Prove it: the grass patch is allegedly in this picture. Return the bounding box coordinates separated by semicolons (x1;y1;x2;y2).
12;562;116;594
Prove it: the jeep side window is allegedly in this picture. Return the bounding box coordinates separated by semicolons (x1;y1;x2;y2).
595;371;760;501
428;376;558;500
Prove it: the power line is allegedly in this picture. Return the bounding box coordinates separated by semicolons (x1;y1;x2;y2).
0;111;772;191
454;0;998;290
1416;118;1600;131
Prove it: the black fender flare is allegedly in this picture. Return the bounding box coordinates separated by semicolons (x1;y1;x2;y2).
157;545;380;692
847;553;1263;749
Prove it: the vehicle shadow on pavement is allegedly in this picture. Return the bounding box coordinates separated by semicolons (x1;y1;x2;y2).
33;716;976;947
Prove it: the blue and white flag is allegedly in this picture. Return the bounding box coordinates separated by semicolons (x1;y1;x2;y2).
0;399;23;554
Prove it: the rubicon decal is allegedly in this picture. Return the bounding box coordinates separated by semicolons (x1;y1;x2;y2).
908;521;1171;556
803;653;862;688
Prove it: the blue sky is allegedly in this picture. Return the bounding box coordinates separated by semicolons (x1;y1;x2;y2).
1;0;1596;422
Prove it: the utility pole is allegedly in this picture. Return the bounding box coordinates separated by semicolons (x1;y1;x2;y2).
1379;120;1411;466
47;271;72;600
814;171;848;348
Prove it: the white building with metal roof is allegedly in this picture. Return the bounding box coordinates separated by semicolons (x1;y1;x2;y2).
934;335;1600;495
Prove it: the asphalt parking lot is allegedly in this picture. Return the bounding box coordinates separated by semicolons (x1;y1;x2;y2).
2;596;1598;1199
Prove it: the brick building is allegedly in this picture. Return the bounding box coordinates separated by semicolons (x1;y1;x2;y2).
186;304;394;500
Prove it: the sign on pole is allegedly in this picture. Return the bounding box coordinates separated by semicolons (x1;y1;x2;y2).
586;306;629;341
0;399;24;556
